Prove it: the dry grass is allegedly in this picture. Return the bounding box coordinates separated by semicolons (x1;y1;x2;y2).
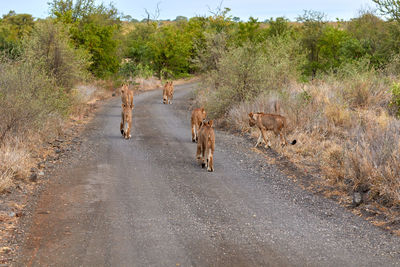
224;71;400;208
0;140;31;191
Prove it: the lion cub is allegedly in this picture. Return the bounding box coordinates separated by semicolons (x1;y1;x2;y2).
121;84;134;109
162;81;174;104
196;120;215;172
248;112;296;148
191;107;207;142
120;103;133;139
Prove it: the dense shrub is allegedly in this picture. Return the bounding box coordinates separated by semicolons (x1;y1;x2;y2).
0;58;70;145
23;20;89;90
198;36;304;118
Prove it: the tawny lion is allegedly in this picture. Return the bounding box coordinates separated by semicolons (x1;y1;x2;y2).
120;103;133;139
191;107;207;142
248;112;296;148
196;120;215;172
162;81;174;104
121;84;134;109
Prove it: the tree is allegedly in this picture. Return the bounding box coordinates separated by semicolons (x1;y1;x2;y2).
267;17;292;37
0;11;34;57
373;0;400;21
297;10;327;77
48;0;121;77
175;16;188;22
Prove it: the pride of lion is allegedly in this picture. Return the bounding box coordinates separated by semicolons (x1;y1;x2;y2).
118;81;296;172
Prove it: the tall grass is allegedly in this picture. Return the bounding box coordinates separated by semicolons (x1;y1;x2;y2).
0;21;90;192
198;34;400;207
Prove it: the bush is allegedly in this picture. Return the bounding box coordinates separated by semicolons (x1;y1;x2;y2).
389;82;400;117
199;35;304;118
0;57;70;145
23;20;89;91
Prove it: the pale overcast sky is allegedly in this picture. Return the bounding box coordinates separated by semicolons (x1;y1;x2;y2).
0;0;375;21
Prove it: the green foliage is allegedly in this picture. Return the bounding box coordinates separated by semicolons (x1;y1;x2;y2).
390;82;400;117
120;62;153;79
200;36;304;118
235;17;267;45
267;17;292;37
23;20;89;90
373;0;400;21
318;26;365;71
49;0;121;78
0;57;71;143
297;10;327;76
346;12;391;67
0;11;34;57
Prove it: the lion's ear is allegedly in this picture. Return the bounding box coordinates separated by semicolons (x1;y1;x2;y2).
201;107;205;113
209;120;214;127
249;112;253;118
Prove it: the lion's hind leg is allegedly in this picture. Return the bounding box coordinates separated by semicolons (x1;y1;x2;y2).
120;112;125;136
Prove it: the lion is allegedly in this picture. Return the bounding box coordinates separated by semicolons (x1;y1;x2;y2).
191;107;207;142
162;81;174;104
248;112;296;148
120;103;133;139
196;120;215;172
121;84;134;109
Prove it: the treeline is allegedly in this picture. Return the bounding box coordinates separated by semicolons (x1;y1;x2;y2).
120;7;400;80
3;2;400;82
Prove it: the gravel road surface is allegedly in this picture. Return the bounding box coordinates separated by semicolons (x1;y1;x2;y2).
16;83;400;266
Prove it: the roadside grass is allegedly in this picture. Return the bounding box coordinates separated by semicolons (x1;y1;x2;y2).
196;41;400;210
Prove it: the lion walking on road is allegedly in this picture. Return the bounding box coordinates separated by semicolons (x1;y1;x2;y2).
196;120;215;172
162;81;174;104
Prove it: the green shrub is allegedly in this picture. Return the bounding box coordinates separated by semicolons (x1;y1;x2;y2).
23;20;89;91
0;57;71;144
199;35;304;118
390;82;400;117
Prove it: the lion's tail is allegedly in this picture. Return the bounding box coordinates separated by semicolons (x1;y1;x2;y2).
283;118;296;146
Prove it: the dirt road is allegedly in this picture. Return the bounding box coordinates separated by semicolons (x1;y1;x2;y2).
16;83;400;266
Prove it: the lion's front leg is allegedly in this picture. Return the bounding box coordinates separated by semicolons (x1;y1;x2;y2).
255;130;263;147
260;128;271;148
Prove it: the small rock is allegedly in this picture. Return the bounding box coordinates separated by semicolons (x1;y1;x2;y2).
46;163;54;169
55;149;62;154
38;171;45;176
353;192;363;206
30;173;38;182
38;161;45;169
112;92;116;97
8;212;15;217
38;211;50;215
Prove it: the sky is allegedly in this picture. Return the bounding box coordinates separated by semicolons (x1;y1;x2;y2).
0;0;375;21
